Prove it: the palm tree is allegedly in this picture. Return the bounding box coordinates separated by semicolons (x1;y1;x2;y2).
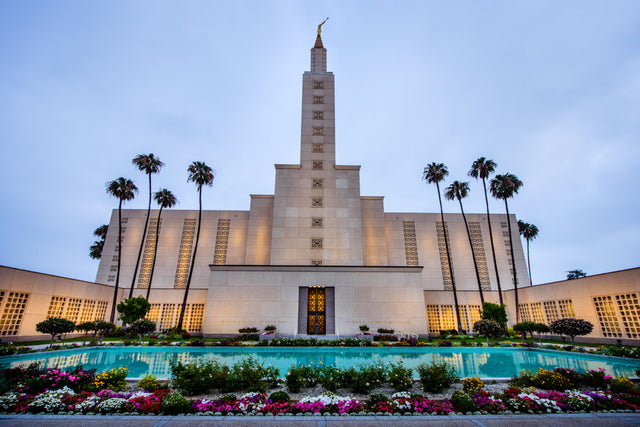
89;225;109;260
177;161;214;331
469;157;503;305
145;189;177;300
423;162;463;333
490;173;523;322
129;154;164;299
106;177;138;322
518;220;539;285
444;181;485;305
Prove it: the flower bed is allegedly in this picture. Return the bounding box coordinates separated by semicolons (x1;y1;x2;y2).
0;363;639;416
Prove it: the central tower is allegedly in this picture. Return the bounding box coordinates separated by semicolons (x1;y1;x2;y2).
269;30;365;266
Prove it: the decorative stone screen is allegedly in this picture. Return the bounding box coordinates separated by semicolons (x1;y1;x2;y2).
426;305;441;334
313;96;324;104
311;217;323;227
313;81;323;89
95;301;108;320
593;295;622;337
312;198;323;207
79;300;96;323
187;304;205;333
543;301;560;323
312;179;324;189
615;293;640;339
312;144;324;152
65;298;82;322
313;111;324;120
313;127;324;136
174;218;197;288
213;219;230;265
312;161;324;170
159;304;178;330
147;303;204;333
468;222;490;290
311;238;323;249
436;222;454;290
530;302;545;324
138;218;161;288
46;296;66;318
519;303;532;322
107;217;128;282
0;292;29;336
402;221;419;266
558;299;575;318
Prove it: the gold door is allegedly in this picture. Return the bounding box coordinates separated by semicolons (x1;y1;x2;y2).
307;287;326;334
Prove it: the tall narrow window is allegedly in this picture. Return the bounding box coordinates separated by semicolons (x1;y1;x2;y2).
213;219;230;265
313;127;324;136
312;144;324;153
312;161;324;170
313;111;324;120
312;198;323;207
313;96;324;104
174;218;197;288
436;222;454;290
313;81;324;89
403;221;418;266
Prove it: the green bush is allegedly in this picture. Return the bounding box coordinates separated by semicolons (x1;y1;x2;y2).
451;390;476;413
220;394;237;403
227;357;279;392
161;392;192;415
137;374;167;392
317;365;344;392
610;377;635;393
416;361;457;393
344;363;387;394
268;391;290;403
170;360;228;396
368;393;388;406
387;362;413;392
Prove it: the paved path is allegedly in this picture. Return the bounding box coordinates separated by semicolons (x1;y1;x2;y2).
1;413;640;426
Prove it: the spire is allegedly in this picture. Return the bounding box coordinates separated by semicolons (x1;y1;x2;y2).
310;19;328;73
314;34;324;49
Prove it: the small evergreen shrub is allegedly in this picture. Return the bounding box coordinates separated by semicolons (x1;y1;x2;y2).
387;362;413;392
286;364;317;392
268;391;290;403
316;365;344;392
416;362;457;393
451;390;476;413
377;328;395;334
137;374;167;392
89;366;128;392
611;377;635;393
368;393;388;406
161;392;191;415
462;377;484;393
220;394;237;403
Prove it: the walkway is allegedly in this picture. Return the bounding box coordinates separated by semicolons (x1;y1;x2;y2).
1;413;639;426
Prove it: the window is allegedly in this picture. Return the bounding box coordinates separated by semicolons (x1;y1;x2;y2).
313;81;323;89
312;161;323;170
312;144;324;153
47;296;66;319
312;198;323;207
593;296;622;337
313;127;323;136
313;111;324;120
312;179;323;189
311;217;323;227
0;292;29;336
313;96;324;104
403;221;418;266
311;238;323;249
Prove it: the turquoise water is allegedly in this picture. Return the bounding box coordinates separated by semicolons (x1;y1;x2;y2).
2;346;639;379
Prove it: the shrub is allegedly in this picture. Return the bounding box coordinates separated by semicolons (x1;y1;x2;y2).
238;327;259;334
264;325;277;332
359;324;370;332
451;390;476;413
416;362;457;393
268;391;290;403
137;374;168;392
387;362;413;392
129;319;156;342
161;392;192;415
581;368;611;390
373;334;397;342
611;377;635;393
462;377;484;393
531;369;571;391
438;340;453;347
170;360;229;396
116;297;151;326
227;357;279;392
286;364;317;392
316;365;344;392
480;302;508;327
509;370;535;388
368;393;388;406
90;366;128;392
343;363;387;394
549;318;594;343
220;394;237;403
473;319;502;344
513;321;537;342
377;328;395;334
35;317;76;345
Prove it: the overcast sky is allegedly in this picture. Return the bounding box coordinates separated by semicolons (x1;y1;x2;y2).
1;1;638;285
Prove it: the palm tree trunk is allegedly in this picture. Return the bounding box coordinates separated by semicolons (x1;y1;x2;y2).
129;173;152;298
145;206;164;300
177;186;202;331
482;177;503;306
436;182;463;333
458;199;485;305
526;239;532;285
109;200;123;323
504;200;519;323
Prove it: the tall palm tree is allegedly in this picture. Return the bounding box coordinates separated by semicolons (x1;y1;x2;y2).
89;224;109;260
518;220;539;285
490;173;523;322
106;177;138;322
129;154;164;299
444;181;485;305
177;161;214;331
469;157;503;305
145;188;177;300
423;162;463;333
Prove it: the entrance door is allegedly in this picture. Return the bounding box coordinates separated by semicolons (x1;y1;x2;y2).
307;287;326;335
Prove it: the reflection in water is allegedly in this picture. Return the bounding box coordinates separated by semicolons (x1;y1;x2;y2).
1;347;639;379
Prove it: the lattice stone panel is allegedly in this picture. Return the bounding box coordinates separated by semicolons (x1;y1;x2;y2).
79;300;96;323
312;179;324;189
47;296;66;319
0;292;29;336
440;305;456;331
159;304;178;330
138;218;161;288
426;305;440;334
543;301;560;323
402;221;419;266
593;295;622;337
312;198;323;207
146;303;161;328
616;293;640;338
436;222;454;290
174;219;197;288
311;238;323;249
519;303;532;322
313;127;324;136
468;222;490;290
65;298;82;322
468;305;482;331
313;111;324;120
312;161;324;170
558;299;575;318
458;306;469;333
95;301;108;321
312;144;324;152
188;304;205;333
530;302;545;324
213;219;230;265
311;217;323;228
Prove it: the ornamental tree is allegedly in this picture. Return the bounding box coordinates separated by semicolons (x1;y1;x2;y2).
117;296;151;326
130;319;156;343
36;317;76;346
473;319;503;345
550;318;594;343
480;302;508;328
513;321;537;343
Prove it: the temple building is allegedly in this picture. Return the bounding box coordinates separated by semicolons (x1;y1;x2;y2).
0;31;638;343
